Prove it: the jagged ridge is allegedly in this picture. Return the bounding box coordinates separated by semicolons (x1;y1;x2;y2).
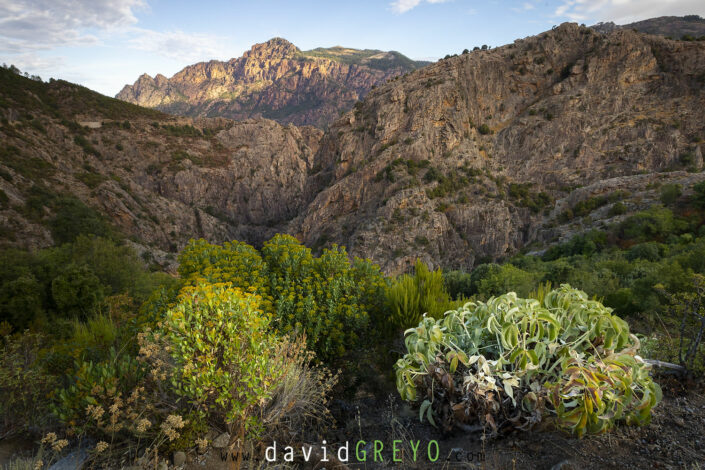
116;38;427;128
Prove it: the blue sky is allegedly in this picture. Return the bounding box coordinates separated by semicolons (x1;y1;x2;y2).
2;0;704;96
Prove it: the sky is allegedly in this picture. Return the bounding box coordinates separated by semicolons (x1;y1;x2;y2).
1;0;704;97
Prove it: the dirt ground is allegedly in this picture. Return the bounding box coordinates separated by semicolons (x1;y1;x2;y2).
2;376;703;470
186;373;705;470
317;375;705;470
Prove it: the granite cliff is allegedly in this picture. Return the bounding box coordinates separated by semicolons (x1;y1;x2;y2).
116;38;428;128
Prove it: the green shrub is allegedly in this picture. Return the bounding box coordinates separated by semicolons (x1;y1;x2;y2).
693;181;705;208
559;191;630;222
478;123;492;135
52;346;148;439
0;329;57;437
395;285;662;437
655;274;705;375
50;264;104;319
542;230;608;260
660;183;682;205
73;135;101;157
443;270;474;299
161;282;284;457
49;197;115;244
507;183;553;213
474;264;541;298
76;171;107;189
177;235;386;365
0;274;43;328
617;206;683;241
0;237;172;330
386;260;458;331
608;202;627;216
161;124;202;137
425;171;470;199
626;242;664;261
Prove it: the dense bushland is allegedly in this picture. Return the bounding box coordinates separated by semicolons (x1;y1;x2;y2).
0;236;339;468
177;234;387;365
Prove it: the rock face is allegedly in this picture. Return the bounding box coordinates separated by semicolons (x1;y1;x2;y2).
593;15;705;39
3;23;705;274
288;23;705;272
116;38;428;128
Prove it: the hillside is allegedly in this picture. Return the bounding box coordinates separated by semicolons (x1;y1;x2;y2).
116;38;428;128
0;66;323;268
2;23;705;275
593;15;705;39
291;23;705;272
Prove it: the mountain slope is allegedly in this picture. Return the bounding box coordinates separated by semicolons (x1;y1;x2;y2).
0;66;322;267
116;38;428;128
593;15;705;39
3;23;705;274
289;23;705;272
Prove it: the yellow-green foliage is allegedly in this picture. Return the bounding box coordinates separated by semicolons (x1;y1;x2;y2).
386;260;459;330
178;239;270;295
395;285;662;437
52;347;145;431
0;326;57;437
177;234;386;364
162;282;282;440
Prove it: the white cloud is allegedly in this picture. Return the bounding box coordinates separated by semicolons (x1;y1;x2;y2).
554;0;705;24
127;28;229;62
513;2;536;13
390;0;451;14
0;0;145;52
0;0;229;90
1;52;65;78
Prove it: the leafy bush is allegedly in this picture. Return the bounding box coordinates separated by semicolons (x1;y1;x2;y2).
617;206;684;242
693;181;705;208
474;263;541;298
160;282;283;459
177;235;386;364
395;285;662;437
73;135;101;157
53;347;146;432
386;260;458;331
161;124;202;137
0;237;173;329
49;197;115;244
50;264;104;319
76;171;107;189
0;274;43;328
542;230;608;260
0;328;57;438
559;191;629;222
660;183;682;205
626;242;664;262
608;202;627;216
478;123;492;135
507;183;553;213
425;171;470;199
655;274;705;375
443;270;473;299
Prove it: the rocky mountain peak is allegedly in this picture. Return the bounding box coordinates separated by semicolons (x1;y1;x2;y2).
243;37;299;61
116;37;425;127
